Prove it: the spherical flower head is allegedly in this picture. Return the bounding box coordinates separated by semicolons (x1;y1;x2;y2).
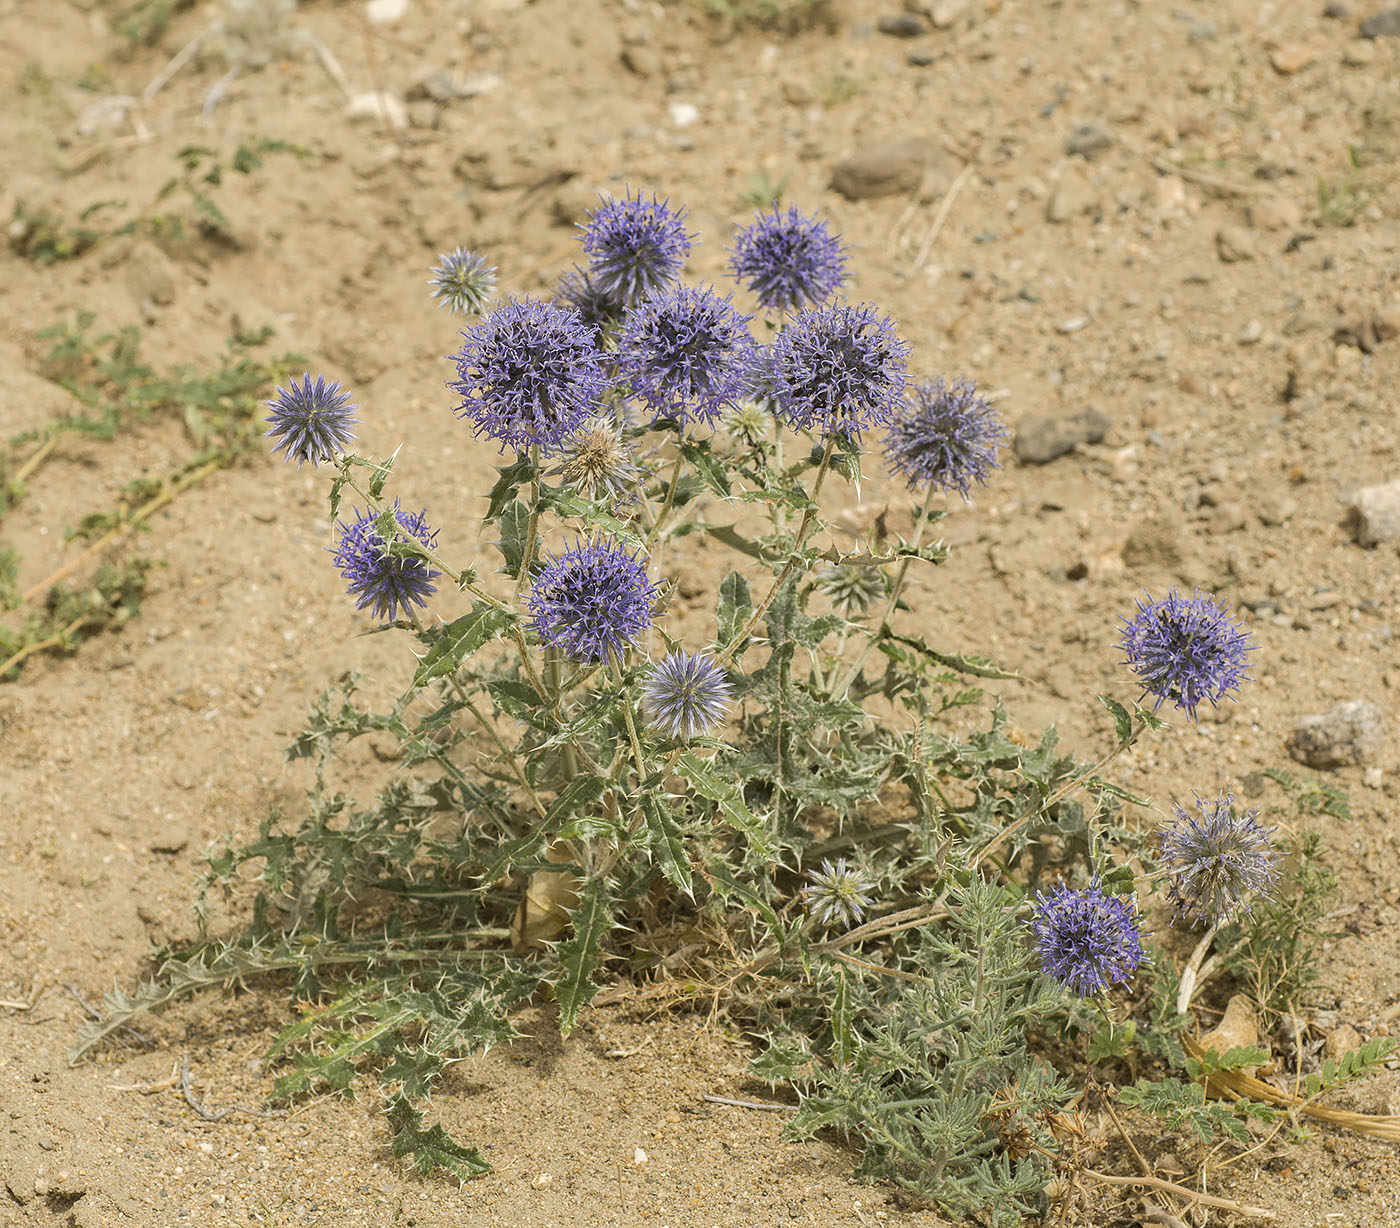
428;248;497;314
1029;879;1145;997
884;377;1008;498
618;284;757;428
547;417;645;502
767;301;910;440
802;858;874;929
1120;589;1252;720
265;373;358;467
525;538;656;662
729;205;848;311
553;265;623;339
815;564;885;618
1160;792;1281;927
331;502;440;623
449;297;613;453
640;651;734;740
579;189;692;306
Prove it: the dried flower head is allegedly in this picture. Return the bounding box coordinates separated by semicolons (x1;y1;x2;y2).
1159;792;1281;927
553;265;623;339
525;538;656;662
815;564;885;618
331;502;440;623
1029;880;1145;997
428;248;497;315
265;373;358;467
548;417;644;502
618;284;757;428
729;205;847;311
768;302;910;440
884;377;1008;498
640;651;734;740
580;190;692;306
723;399;771;445
449;297;612;453
802;858;875;929
1120;589;1251;720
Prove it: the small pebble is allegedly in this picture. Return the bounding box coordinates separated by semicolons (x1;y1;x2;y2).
1065;122;1114;158
1360;6;1400;37
1287;699;1386;768
1238;320;1263;345
877;14;926;37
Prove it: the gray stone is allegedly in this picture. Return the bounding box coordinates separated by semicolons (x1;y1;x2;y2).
1065;122;1114;158
830;138;932;200
1346;478;1400;546
878;14;926;36
1360;6;1400;37
1287;700;1385;767
620;45;660;78
1013;408;1112;464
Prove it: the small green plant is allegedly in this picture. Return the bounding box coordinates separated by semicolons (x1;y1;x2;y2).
111;0;198;45
739;170;791;209
1316;148;1368;227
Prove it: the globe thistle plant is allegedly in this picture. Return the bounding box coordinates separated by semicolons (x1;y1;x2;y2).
1029;880;1145;997
580;189;692;306
729;205;848;312
802;858;875;929
449;297;613;453
768;302;910;440
525;538;657;662
640;651;734;740
1119;589;1251;720
1159;792;1281;927
428;248;497;315
331;502;440;623
265;373;358;467
884;377;1008;498
617;284;757;428
548;417;645;503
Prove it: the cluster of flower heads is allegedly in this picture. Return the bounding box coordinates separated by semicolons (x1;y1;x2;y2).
641;651;733;740
1029;879;1145;998
729;205;847;311
1120;588;1252;720
884;378;1008;498
524;538;656;663
331;503;440;623
1159;792;1281;926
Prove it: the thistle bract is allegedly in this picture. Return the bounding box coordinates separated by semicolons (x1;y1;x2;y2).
1120;589;1251;720
1029;880;1144;997
331;503;440;623
449;297;612;453
525;539;656;662
580;190;692;306
729;205;847;311
768;302;910;440
640;651;733;740
265;373;358;467
428;248;497;315
884;377;1007;498
1160;792;1281;926
548;417;644;503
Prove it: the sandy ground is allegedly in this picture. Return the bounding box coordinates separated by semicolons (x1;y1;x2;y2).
2;0;1400;1223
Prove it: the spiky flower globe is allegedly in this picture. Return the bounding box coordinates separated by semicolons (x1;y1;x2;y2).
331;503;440;623
815;564;886;618
768;301;910;440
884;377;1008;498
553;265;622;338
548;417;645;502
449;297;612;453
1029;880;1144;997
1120;589;1251;720
525;539;657;662
802;858;875;929
580;190;692;306
640;651;734;740
729;205;848;311
1159;792;1281;926
428;248;497;315
265;373;358;467
617;284;757;428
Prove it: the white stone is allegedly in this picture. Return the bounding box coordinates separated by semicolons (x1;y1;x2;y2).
345;91;408;130
668;101;699;128
366;0;409;25
1348;478;1400;546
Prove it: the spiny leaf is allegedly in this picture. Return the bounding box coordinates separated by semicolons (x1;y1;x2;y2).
385;1093;490;1183
555;879;612;1037
412;604;516;688
641;795;693;898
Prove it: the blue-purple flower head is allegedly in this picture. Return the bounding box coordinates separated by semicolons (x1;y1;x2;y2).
580;190;692;306
767;302;910;440
618;285;757;428
554;265;623;338
1029;879;1144;997
884;377;1008;498
526;538;656;662
1120;589;1251;720
449;297;612;453
1160;792;1281;927
331;502;440;623
265;373;358;467
428;248;497;315
641;651;733;740
729;206;847;312
802;857;874;929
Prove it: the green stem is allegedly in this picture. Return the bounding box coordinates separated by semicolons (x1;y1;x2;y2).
643;451;685;551
513;444;542;605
